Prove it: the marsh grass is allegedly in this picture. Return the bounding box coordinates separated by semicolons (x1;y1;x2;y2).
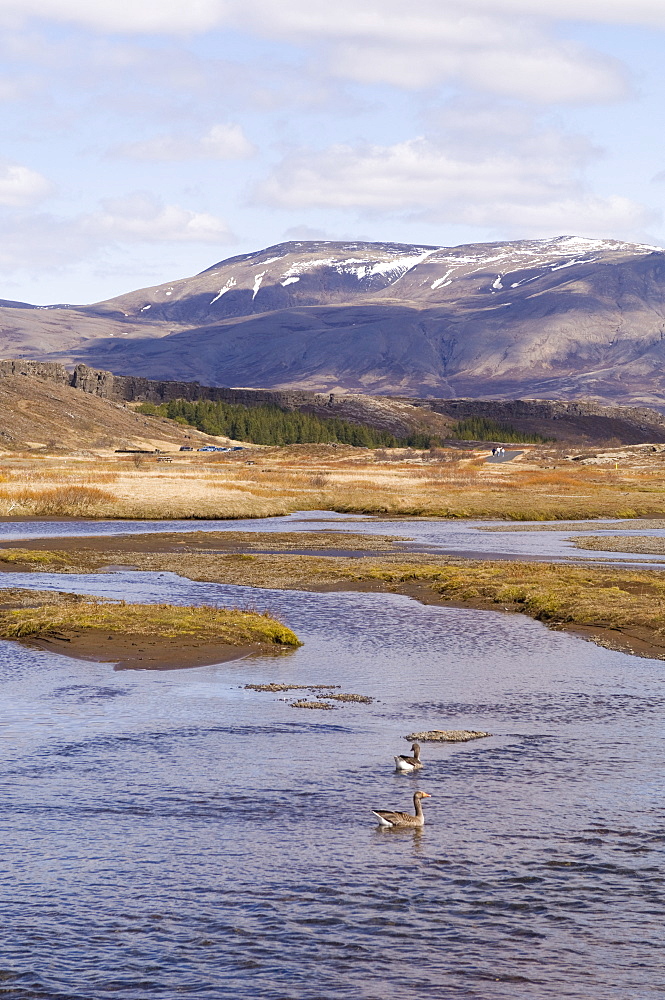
3;470;119;484
12;534;665;646
0;599;302;647
358;559;665;636
573;535;665;555
324;692;373;703
244;683;341;691
0;548;72;566
0;445;664;519
0;485;117;515
289;700;336;710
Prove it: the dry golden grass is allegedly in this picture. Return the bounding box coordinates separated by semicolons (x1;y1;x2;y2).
0;442;664;519
573;535;665;555
0;485;116;515
0;548;73;567
355;559;665;633
1;469;119;484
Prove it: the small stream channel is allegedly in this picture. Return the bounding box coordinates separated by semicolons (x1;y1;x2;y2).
3;509;665;566
1;516;664;998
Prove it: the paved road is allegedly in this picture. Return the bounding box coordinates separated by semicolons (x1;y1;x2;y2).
486;449;523;464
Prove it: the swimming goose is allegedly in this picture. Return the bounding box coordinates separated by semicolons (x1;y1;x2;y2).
372;790;431;828
394;742;422;772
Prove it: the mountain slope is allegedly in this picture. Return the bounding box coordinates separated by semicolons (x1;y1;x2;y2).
2;236;665;405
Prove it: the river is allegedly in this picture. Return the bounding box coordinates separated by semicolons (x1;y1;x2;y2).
1;519;664;998
4;509;665;566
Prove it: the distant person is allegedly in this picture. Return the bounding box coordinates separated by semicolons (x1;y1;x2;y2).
491;447;496;456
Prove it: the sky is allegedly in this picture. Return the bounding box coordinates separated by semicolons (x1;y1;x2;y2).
1;0;665;304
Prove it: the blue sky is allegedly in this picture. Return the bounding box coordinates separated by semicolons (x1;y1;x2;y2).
1;0;665;304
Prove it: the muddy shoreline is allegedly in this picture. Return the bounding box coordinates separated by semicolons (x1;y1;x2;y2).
20;630;263;670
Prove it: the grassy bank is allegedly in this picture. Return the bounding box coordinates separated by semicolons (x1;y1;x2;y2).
357;559;665;635
5;533;665;657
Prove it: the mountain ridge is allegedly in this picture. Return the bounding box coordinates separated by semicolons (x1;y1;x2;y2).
2;235;665;405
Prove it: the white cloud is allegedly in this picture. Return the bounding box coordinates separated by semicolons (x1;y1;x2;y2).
0;193;235;276
116;123;255;161
0;0;653;103
4;1;665;35
0;162;53;206
0;0;228;33
475;1;665;28
256;112;656;239
82;194;234;243
330;39;626;102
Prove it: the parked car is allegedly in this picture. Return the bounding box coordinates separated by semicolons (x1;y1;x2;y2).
179;446;193;451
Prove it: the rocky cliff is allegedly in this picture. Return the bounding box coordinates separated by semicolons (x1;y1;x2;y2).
4;360;665;445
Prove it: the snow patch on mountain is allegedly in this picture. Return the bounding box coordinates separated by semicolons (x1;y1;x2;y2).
279;247;440;286
550;256;598;271
210;277;236;304
431;270;454;290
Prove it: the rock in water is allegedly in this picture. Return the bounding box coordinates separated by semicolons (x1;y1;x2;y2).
405;729;491;742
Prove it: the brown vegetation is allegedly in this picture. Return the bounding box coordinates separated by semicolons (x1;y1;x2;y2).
0;485;116;515
405;730;491;742
0;591;301;669
0;373;229;454
1;440;665;519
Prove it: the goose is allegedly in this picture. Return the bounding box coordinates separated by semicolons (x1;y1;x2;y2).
394;742;422;772
372;790;431;828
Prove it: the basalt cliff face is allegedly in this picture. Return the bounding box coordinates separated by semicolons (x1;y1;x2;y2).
2;235;665;406
4;360;665;445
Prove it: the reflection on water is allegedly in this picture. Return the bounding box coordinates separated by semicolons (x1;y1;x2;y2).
3;509;665;567
1;568;665;997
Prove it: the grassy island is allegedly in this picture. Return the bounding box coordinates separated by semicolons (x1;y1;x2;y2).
0;589;301;669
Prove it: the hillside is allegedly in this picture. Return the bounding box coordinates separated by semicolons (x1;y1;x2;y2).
0;374;225;453
2;236;665;405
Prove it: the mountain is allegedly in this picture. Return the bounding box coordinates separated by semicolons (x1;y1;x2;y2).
2;235;665;405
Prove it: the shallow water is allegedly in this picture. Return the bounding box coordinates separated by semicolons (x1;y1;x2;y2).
3;509;665;567
1;567;665;998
